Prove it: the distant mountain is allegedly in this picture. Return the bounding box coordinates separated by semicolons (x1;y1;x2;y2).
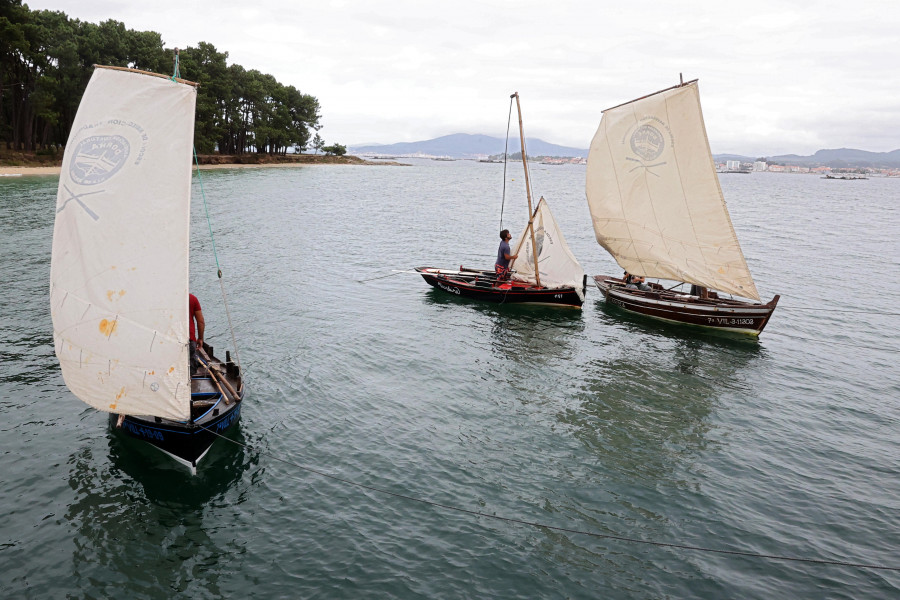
714;148;900;169
349;133;588;159
351;134;899;168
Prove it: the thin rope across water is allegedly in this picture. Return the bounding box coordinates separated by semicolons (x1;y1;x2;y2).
767;330;900;353
778;306;900;316
200;426;899;573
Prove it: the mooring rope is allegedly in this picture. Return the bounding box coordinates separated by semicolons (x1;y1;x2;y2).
357;271;410;283
767;330;900;354
199;426;899;573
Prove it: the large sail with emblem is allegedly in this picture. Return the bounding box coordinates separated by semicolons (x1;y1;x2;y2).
586;80;759;300
511;197;585;301
50;66;197;420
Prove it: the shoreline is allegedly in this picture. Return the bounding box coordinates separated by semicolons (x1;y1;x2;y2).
0;154;407;177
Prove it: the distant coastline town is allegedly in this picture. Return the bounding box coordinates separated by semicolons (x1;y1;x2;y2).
360;151;900;177
351;134;900;176
716;159;899;177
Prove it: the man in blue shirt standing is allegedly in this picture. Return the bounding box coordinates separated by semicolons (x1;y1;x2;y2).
494;229;518;281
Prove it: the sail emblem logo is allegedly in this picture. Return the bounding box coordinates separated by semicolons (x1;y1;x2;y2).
630;124;665;161
69;135;130;185
624;118;672;176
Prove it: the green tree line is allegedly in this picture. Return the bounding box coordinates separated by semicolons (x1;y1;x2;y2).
0;1;321;155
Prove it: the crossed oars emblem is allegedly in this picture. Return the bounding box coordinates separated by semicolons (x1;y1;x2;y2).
626;156;666;177
57;185;102;221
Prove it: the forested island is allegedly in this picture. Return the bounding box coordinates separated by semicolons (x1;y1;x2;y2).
0;1;328;162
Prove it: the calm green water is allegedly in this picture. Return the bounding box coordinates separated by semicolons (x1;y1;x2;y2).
1;161;898;598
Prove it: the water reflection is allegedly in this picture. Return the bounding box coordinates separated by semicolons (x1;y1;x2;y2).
484;305;585;367
106;426;253;507
64;427;255;596
421;286;472;307
423;287;586;365
565;312;763;486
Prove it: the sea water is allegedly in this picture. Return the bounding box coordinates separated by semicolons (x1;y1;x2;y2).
1;161;898;598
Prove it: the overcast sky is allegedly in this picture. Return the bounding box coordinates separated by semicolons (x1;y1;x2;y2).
28;0;900;156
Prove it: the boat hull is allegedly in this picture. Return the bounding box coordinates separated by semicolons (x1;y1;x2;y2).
109;400;242;468
593;275;779;336
110;348;245;469
417;267;585;308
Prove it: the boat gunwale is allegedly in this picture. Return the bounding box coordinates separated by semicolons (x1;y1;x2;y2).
417;266;584;307
595;277;775;308
417;266;581;295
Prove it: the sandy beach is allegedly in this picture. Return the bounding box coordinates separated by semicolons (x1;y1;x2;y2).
0;165;60;176
0;157;404;177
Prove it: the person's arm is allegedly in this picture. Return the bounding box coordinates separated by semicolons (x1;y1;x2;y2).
195;309;205;347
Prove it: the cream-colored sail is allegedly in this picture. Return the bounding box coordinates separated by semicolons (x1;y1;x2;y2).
586;81;759;300
511;198;585;301
50;66;198;420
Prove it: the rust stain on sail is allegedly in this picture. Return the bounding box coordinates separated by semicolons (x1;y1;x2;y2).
98;318;118;336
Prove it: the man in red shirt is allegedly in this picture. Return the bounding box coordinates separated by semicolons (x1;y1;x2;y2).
189;293;205;374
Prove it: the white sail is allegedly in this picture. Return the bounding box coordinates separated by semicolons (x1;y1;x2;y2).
585;81;760;300
50;66;198;420
511;198;585;301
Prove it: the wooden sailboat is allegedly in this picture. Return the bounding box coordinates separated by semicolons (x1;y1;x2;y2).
417;92;587;308
50;65;245;470
586;79;779;335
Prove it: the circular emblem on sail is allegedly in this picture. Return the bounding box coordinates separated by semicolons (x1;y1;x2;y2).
69;135;131;185
630;124;665;161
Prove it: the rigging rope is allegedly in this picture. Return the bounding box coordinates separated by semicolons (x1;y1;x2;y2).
192;148;242;368
170;50;242;365
171;49;241;364
200;426;899;573
499;96;514;232
170;49;181;81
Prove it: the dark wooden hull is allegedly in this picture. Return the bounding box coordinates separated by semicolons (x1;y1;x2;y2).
417;266;585;308
593;275;779;336
110;347;245;469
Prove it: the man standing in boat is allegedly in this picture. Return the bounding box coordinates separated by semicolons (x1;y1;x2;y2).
189;293;205;374
495;229;518;281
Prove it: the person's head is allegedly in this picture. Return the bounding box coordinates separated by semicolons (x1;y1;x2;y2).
500;229;511;241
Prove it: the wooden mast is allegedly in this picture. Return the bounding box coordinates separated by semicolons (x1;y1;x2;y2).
510;92;542;287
